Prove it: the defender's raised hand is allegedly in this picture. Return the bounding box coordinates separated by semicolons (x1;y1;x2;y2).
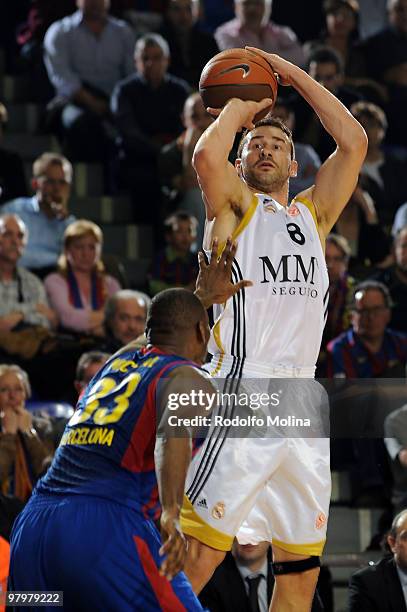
194;237;253;309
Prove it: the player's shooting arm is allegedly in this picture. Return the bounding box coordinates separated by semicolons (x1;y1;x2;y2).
193;98;272;219
246;49;368;236
290;70;367;235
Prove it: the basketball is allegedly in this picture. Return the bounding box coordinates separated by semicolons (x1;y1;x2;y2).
199;48;278;122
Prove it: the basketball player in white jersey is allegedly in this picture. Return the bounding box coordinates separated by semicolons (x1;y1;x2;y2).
178;49;367;611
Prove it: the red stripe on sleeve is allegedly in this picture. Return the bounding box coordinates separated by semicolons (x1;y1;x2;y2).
121;360;195;473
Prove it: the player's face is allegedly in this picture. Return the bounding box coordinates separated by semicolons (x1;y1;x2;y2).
325;241;348;283
388;515;407;571
395;228;407;272
240;127;293;193
0;216;26;264
135;43;169;87
0;372;26;413
351;289;390;341
66;233;101;273
34;163;71;219
111;299;147;345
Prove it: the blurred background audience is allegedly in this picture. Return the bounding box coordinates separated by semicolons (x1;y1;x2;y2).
1;1;407;606
103;289;149;351
215;0;305;66
148;211;199;295
44;219;121;337
1;153;75;278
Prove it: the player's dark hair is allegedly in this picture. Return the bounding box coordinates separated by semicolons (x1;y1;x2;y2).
237;116;295;159
146;288;205;343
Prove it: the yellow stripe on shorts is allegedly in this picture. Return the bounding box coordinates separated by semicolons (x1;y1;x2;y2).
180;495;234;551
272;537;326;557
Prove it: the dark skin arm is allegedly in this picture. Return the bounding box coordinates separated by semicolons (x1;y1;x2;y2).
156;366;216;580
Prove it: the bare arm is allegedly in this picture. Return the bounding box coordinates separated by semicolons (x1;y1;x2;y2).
248;49;368;236
155;366;216;579
192;97;273;220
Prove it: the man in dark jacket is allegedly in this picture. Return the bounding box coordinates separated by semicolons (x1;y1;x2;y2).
348;509;407;611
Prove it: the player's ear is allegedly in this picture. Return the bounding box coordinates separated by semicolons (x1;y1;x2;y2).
289;159;298;178
235;158;242;175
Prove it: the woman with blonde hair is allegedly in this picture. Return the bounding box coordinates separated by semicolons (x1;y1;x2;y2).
44;219;121;335
0;365;52;503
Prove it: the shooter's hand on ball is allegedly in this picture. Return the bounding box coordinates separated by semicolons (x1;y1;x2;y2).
206;97;273;130
245;48;295;86
195;237;253;309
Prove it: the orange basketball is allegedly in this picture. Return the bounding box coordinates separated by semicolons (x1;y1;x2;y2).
199;48;278;122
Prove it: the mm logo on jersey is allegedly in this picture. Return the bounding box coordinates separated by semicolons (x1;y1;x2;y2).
259;254;317;285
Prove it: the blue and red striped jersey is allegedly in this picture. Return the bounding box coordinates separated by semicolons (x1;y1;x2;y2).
327;328;407;378
36;347;194;520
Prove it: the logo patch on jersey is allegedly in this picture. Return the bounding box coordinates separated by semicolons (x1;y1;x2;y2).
287;203;300;217
263;199;276;213
315;512;327;530
212;501;225;520
197;498;208;509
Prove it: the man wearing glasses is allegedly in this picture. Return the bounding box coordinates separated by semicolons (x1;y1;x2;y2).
326;280;407;507
327;279;407;378
2;152;75;278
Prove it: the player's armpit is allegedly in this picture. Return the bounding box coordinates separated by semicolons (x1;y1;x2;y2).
195;156;245;219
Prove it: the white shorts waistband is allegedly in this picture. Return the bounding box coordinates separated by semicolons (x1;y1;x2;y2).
208;354;316;378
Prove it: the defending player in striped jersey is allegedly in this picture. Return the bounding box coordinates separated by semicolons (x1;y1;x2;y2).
180;49;367;611
7;237;252;612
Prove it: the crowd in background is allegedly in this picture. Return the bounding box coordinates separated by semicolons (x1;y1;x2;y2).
1;1;407;609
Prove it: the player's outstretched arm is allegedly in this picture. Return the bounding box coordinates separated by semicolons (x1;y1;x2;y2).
194;236;253;309
193;97;272;220
155;367;216;580
246;48;368;236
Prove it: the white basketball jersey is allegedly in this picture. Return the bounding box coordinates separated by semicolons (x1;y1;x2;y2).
206;193;329;372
